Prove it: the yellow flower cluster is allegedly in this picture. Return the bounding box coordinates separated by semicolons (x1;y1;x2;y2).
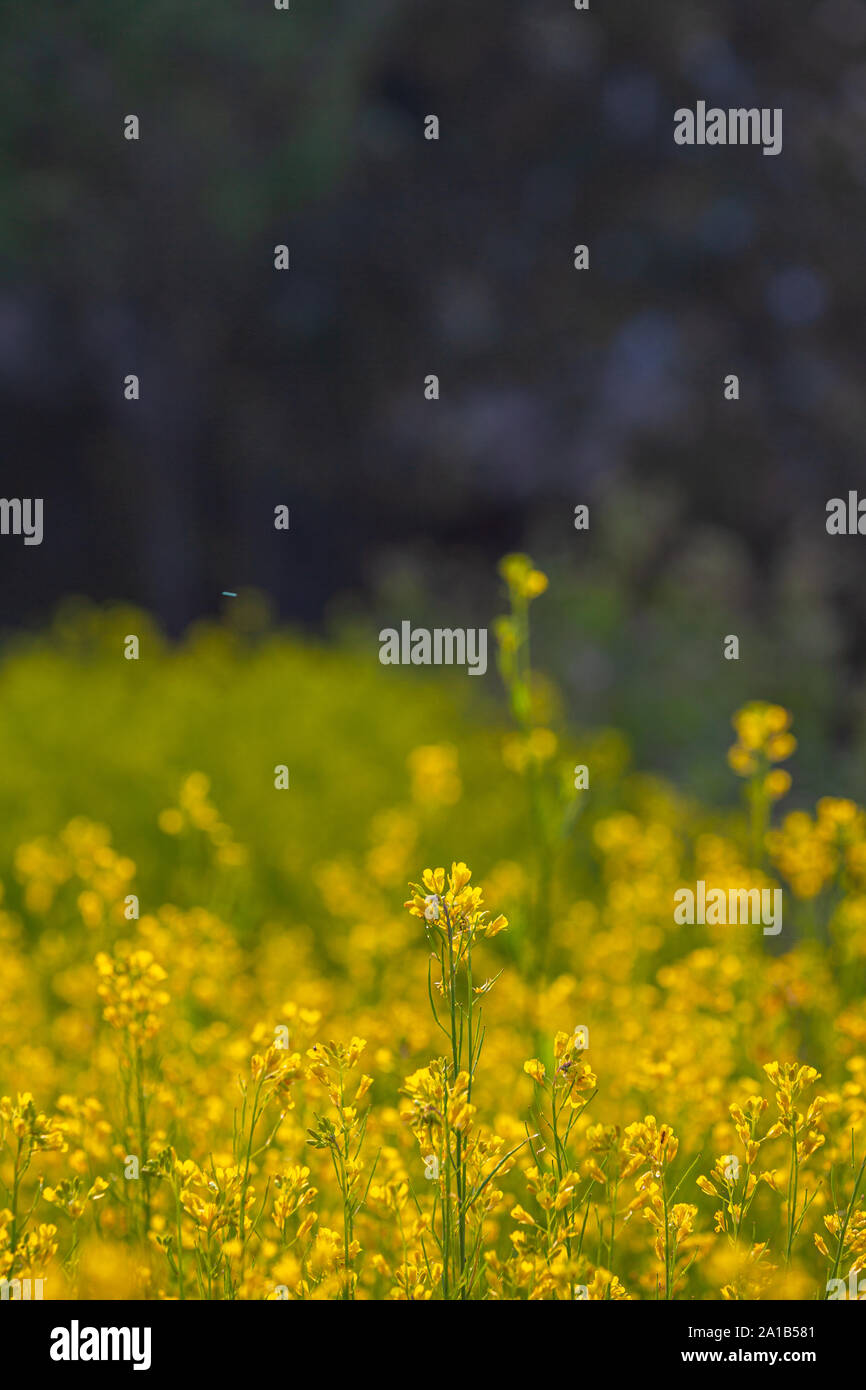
95;948;170;1043
158;773;248;868
405;862;508;945
498;553;549;602
727;702;796;800
15;818;135;924
767;798;866;900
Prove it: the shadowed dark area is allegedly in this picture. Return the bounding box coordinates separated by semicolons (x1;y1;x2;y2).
3;0;866;787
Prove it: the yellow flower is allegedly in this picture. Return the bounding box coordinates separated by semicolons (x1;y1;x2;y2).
510;1205;536;1226
764;769;791;801
498;553;549;601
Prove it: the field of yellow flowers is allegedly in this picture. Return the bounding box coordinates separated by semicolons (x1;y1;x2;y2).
1;560;864;1301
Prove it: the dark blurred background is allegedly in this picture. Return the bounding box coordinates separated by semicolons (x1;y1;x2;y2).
3;0;866;793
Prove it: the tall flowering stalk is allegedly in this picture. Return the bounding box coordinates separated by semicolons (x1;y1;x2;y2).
495;556;553;970
622;1116;699;1299
404;863;510;1298
727;703;796;868
762;1062;825;1265
697;1095;776;1250
519;1032;600;1298
305;1037;374;1300
95;948;169;1240
0;1093;67;1272
495;554;584;980
233;1040;302;1287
